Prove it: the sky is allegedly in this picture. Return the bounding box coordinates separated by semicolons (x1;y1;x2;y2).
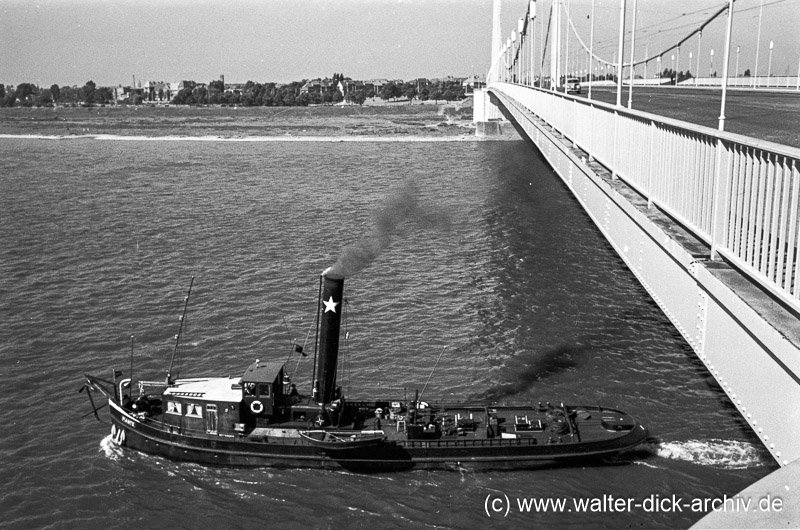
1;0;797;88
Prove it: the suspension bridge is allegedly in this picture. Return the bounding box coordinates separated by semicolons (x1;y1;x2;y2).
474;1;800;523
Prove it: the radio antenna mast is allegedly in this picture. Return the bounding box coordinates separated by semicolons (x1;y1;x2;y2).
167;276;194;385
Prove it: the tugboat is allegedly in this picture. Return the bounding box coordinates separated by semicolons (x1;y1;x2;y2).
81;270;648;471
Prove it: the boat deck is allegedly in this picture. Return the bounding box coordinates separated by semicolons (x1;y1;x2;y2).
341;403;636;447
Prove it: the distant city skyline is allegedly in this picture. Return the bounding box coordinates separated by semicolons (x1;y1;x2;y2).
2;0;797;88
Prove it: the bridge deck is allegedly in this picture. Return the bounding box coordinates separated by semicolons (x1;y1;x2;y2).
581;87;800;149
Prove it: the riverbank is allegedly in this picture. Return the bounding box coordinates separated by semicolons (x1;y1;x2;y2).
0;99;518;140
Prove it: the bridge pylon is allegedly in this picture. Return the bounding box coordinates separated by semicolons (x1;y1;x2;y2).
474;0;505;136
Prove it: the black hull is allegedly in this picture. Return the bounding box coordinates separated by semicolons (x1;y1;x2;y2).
106;399;649;472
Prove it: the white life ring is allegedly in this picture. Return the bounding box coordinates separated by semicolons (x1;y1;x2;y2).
250;400;264;414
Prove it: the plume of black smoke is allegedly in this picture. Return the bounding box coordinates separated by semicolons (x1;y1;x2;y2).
477;344;592;402
328;179;450;277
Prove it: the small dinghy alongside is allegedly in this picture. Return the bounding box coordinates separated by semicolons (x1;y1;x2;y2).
299;430;386;450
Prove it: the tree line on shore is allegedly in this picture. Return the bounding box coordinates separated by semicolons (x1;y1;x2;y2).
0;81;110;108
0;74;467;108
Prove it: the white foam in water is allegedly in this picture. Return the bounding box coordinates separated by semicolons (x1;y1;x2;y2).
99;434;124;461
655;439;769;469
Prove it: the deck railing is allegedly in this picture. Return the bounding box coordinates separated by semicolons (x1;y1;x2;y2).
490;83;800;313
402;436;541;448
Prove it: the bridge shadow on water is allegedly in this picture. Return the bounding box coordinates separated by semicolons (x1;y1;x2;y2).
459;125;775;479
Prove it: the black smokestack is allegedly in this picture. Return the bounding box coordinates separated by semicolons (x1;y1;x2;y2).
315;271;344;404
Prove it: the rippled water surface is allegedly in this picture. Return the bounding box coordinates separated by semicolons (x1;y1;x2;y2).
0;137;776;528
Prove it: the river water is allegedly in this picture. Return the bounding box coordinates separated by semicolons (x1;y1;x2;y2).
0;136;776;528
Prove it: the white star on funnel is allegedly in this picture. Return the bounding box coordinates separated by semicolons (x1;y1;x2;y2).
323;296;339;313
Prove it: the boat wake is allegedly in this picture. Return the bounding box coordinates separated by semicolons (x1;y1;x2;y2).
641;439;771;469
99;434;124;461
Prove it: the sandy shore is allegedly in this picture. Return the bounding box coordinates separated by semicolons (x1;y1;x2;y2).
0;100;519;141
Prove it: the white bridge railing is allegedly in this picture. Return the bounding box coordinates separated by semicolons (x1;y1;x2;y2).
490;82;800;313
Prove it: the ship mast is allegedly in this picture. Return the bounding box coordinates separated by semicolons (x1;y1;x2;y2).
166;276;194;385
310;273;324;401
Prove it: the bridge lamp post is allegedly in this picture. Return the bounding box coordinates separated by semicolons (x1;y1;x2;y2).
497;44;506;83
627;0;638;109
507;43;512;83
754;0;764;88
564;0;571;94
711;0;735;261
511;30;517;84
718;0;735;132
671;55;675;85
735;46;740;81
501;44;505;82
507;38;512;82
656;56;661;79
767;40;774;88
697;31;703;85
709;49;714;78
615;0;627;107
530;1;536;87
500;46;505;83
518;18;524;84
506;42;511;83
588;0;596;100
689;52;693;84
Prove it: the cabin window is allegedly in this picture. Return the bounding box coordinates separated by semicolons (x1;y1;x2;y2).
206;404;218;434
186;403;202;418
167;401;182;415
257;384;271;398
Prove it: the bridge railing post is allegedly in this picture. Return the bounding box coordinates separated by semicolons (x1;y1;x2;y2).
611;110;620;180
586;102;595;163
710;137;732;260
646;119;656;209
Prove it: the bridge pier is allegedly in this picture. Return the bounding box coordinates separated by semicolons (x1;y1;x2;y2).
489;85;800;469
472;88;504;137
